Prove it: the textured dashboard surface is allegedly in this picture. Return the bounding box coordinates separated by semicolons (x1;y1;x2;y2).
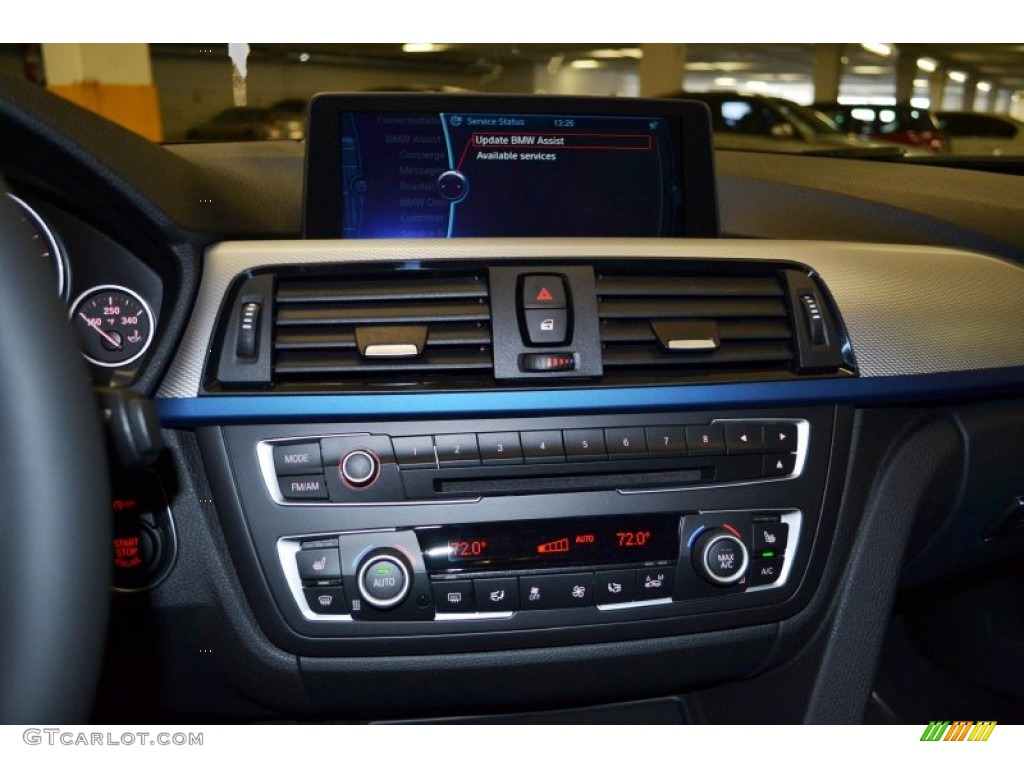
157;238;1024;398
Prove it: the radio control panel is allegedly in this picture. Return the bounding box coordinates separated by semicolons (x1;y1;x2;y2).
201;405;844;654
257;418;808;506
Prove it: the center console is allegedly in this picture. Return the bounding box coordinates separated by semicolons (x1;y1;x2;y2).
198;403;846;656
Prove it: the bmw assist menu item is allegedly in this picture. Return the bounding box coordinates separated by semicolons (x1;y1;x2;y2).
304;94;718;239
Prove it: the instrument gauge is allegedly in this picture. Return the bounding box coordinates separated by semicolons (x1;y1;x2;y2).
70;286;155;367
6;192;69;300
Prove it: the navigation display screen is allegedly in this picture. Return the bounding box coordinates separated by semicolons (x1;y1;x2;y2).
304;94;718;239
339;112;679;238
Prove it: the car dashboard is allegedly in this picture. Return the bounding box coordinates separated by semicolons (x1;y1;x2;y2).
2;74;1024;724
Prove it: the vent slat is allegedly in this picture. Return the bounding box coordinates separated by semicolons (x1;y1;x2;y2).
275;324;492;350
277;300;489;326
275;349;493;375
277;276;487;303
596;275;783;298
596;269;796;377
601;320;792;344
272;271;493;388
602;343;794;368
598;297;788;320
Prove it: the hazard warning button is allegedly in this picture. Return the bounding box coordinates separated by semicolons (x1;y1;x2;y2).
522;274;567;309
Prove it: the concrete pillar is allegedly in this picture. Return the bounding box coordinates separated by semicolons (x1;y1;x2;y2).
812;44;843;103
41;44;162;141
894;46;919;102
962;75;977;111
639;44;687;97
993;88;1009;114
928;66;946;112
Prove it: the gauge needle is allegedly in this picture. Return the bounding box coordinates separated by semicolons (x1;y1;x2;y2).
79;313;123;349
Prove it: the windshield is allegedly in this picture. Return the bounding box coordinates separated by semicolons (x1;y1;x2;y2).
7;43;1024;165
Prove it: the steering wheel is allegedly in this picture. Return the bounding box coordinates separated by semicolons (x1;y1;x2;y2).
0;182;111;722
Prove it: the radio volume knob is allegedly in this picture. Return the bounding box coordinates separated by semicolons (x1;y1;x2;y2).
692;529;749;586
357;552;411;609
340;449;380;488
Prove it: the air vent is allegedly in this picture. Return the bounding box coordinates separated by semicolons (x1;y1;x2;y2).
271;271;493;389
596;270;796;377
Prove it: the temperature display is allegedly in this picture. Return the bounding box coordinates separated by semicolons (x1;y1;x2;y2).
70;286;155;367
420;514;679;573
617;530;653;547
450;539;489;559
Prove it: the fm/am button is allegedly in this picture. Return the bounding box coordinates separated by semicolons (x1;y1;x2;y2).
278;475;328;500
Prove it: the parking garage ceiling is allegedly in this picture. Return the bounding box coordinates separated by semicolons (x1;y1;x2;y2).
192;43;1024;92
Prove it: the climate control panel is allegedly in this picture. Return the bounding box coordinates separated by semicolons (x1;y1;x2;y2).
277;509;800;623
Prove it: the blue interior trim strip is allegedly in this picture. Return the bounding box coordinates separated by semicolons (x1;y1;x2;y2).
154;368;1024;426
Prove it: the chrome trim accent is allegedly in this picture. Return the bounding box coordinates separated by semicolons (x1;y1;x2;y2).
597;597;673;611
435;611;514;621
6;192;68;300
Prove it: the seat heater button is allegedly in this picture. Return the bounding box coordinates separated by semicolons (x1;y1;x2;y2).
752;522;789;557
296;548;341;581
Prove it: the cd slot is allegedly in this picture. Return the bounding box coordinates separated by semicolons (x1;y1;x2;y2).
435;467;709;496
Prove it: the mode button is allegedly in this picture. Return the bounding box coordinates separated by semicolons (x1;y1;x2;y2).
274;443;322;475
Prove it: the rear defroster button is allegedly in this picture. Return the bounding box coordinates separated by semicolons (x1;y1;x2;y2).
340;449;380;489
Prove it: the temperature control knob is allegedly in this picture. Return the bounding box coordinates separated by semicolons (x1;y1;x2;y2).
692;528;749;586
357;551;410;609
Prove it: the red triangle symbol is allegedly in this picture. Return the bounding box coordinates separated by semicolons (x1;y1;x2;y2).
536;287;554;301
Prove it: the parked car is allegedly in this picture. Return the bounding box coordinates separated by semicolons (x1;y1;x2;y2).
812;102;948;154
936;111;1024;156
186;105;304;141
663;91;897;156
